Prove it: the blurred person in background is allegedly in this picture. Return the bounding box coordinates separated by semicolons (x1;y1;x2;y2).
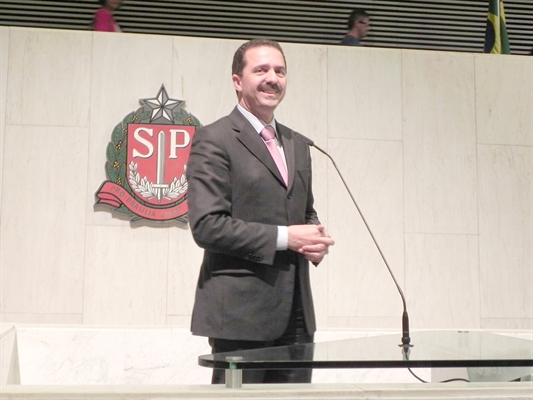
340;8;370;46
93;0;122;32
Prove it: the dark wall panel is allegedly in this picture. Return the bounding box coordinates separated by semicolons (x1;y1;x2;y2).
1;0;532;54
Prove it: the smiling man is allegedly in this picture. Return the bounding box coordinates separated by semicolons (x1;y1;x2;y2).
186;39;334;384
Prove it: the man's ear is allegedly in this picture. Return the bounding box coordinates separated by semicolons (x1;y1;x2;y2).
232;74;242;93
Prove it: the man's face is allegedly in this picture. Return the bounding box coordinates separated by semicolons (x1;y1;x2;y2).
232;46;287;122
355;17;371;38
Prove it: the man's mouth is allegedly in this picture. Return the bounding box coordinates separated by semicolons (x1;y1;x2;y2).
259;83;281;94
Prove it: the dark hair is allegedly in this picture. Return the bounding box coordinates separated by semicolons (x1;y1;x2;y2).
99;0;121;7
348;8;369;30
232;39;287;76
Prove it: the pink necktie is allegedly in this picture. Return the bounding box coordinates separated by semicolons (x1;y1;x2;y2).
260;126;288;185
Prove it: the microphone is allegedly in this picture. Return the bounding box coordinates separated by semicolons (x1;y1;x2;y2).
295;132;413;349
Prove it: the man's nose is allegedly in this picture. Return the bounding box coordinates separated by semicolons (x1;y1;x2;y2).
265;68;278;82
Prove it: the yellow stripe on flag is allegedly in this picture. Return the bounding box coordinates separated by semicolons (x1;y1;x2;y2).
483;0;510;54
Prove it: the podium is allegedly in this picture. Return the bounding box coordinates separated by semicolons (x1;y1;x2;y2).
198;331;533;388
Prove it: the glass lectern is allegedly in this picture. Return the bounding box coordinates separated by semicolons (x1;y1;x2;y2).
198;330;533;388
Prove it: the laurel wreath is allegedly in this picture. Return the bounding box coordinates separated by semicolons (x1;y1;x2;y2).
128;162;188;201
102;97;201;218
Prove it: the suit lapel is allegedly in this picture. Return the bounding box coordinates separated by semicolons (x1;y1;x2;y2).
230;108;289;188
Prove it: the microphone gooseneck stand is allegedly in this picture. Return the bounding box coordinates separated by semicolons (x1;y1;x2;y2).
295;132;413;350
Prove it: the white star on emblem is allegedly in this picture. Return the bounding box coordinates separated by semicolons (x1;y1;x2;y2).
140;85;184;123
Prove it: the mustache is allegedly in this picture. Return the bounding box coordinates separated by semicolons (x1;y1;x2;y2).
258;83;282;92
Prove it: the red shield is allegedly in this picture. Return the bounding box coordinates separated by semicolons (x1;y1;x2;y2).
127;124;194;207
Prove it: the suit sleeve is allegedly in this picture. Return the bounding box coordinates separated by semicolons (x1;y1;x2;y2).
186;126;278;265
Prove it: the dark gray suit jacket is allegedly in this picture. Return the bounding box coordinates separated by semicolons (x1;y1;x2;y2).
186;107;319;341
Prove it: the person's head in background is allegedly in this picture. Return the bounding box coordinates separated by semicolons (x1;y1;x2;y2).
347;8;371;40
99;0;122;11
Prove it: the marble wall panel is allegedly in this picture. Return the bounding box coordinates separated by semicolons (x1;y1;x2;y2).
278;42;331;328
327;316;406;330
402;50;478;235
0;314;82;324
477;145;532;324
475;54;533;146
1;27;531;331
88;32;175;227
481;318;533;331
171;36;238;125
277;42;328;145
327;138;404;328
17;326;125;384
167;227;203;318
166;315;192;328
1;125;88;314
83;225;170;325
5;28;92;127
14;326;212;384
121;328;211;384
276;41;329;217
327;46;403;141
0;324;18;385
0;27;8;215
405;233;480;329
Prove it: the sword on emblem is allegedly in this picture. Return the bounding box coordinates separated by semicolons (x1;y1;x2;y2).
153;131;169;202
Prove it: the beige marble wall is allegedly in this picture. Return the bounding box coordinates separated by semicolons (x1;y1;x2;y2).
0;323;18;385
0;27;9;227
0;27;531;333
475;54;533;331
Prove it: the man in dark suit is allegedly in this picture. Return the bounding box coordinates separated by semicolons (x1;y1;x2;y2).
186;39;334;384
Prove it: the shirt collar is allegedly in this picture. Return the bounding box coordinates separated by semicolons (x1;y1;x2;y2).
237;104;277;135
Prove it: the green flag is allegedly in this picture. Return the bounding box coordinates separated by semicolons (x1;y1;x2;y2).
483;0;510;54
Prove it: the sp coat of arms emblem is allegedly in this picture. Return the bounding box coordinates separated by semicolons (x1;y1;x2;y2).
95;85;201;223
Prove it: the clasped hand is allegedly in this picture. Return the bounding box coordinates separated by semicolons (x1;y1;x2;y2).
287;224;335;264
